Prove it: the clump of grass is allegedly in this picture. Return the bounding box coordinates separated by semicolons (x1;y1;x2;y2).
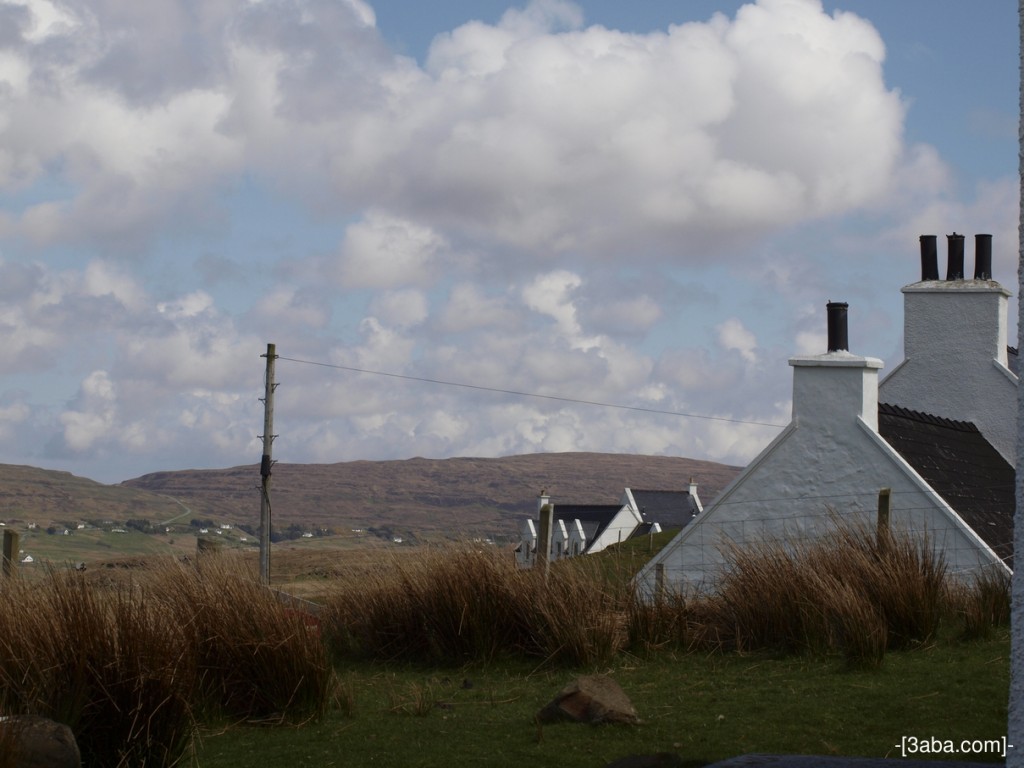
953;567;1011;640
624;519;949;668
533;556;628;666
0;554;334;766
0;569;196;768
153;556;332;724
322;545;626;667
388;682;439;717
711;520;945;665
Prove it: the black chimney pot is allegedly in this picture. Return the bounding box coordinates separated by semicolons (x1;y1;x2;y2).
946;233;965;280
826;301;849;353
974;234;993;279
919;235;939;280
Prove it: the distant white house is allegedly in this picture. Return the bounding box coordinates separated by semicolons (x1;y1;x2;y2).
636;234;1015;597
516;482;703;568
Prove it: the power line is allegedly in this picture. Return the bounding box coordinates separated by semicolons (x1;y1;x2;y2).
276;355;787;429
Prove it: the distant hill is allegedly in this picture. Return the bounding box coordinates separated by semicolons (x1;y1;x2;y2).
0;453;741;541
122;453;741;539
0;463;185;526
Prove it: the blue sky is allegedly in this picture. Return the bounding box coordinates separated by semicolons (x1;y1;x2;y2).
0;0;1018;484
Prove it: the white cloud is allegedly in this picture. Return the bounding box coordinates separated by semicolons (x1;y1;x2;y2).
0;0;1011;484
435;282;519;333
369;289;429;328
335;212;447;290
59;370;116;452
717;317;758;363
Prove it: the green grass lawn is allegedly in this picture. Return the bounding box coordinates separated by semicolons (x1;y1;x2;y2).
195;629;1009;768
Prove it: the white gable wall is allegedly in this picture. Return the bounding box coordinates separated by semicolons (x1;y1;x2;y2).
636;347;1007;597
516;518;537;568
587;504;644;554
880;279;1017;463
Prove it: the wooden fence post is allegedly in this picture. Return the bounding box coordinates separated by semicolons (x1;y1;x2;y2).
537;503;553;580
654;562;666;597
877;488;892;550
3;530;19;579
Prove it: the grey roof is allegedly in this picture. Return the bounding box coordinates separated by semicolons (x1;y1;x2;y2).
877;403;1014;568
631;489;700;530
551;504;622;551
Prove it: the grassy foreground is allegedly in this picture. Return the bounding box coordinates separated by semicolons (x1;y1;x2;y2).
0;522;1012;766
196;633;1009;767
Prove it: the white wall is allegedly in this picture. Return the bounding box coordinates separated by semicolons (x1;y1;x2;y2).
637;350;1006;597
587;504;643;554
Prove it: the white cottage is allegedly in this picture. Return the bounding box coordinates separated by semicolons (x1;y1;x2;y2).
636;235;1015;596
516;484;703;568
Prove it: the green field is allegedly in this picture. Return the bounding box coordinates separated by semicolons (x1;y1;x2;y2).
195;631;1010;767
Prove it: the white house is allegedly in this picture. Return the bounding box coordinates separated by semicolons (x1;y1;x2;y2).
516;482;704;568
878;234;1017;463
636;235;1015;597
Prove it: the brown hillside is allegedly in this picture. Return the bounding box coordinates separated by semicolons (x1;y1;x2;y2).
0;463;184;525
121;453;740;539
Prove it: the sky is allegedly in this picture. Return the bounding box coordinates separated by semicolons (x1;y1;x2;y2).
0;0;1018;485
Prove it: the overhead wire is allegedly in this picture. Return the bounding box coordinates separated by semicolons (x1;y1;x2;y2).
276;355;788;429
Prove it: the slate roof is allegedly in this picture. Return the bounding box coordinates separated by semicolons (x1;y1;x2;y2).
631;489;700;530
877;402;1014;568
551;504;623;549
1008;345;1018;375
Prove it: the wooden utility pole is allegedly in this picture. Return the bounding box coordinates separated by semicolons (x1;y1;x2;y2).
259;343;278;585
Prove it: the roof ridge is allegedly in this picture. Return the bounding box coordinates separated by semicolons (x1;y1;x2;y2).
878;402;980;432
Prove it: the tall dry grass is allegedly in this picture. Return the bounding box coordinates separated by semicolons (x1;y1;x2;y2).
626;520;963;668
951;566;1012;640
0;569;195;767
0;554;334;767
0;520;1008;763
155;556;332;724
321;546;626;667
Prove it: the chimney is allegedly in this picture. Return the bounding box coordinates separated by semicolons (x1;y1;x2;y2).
974;234;993;279
537;489;550;514
687;477;703;515
790;301;884;432
826;301;849;352
919;235;939;280
945;233;964;280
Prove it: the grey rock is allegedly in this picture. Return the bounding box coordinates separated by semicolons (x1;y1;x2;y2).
536;674;639;725
0;715;81;768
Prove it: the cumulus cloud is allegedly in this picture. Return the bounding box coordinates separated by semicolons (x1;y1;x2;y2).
369;289;429;328
59;370;117;453
0;0;909;260
716;317;758;363
0;0;1009;483
334;212;448;290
